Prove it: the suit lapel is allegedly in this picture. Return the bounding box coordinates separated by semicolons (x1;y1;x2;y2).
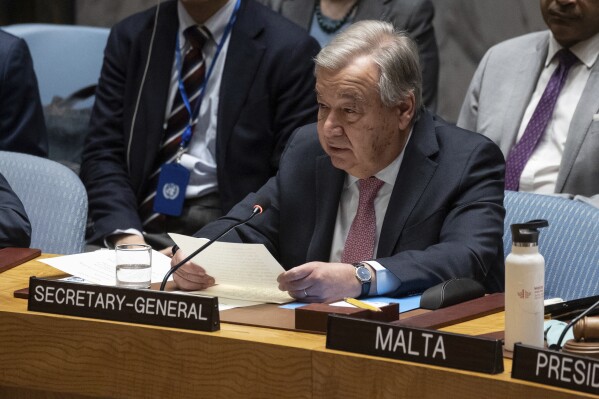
218;0;266;158
377;111;439;257
556;58;599;191
306;155;345;262
354;0;388;20
500;37;549;152
281;0;315;29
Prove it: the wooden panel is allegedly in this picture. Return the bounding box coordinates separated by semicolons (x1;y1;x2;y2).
312;350;594;399
1;258;597;399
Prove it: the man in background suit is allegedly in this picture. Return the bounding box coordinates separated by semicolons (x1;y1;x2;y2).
81;0;319;249
172;21;505;301
259;0;439;110
458;0;599;207
0;29;48;157
0;172;31;248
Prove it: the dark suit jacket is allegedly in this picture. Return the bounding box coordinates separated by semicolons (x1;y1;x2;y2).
198;110;506;296
0;172;31;248
81;0;320;244
258;0;439;110
0;30;48;157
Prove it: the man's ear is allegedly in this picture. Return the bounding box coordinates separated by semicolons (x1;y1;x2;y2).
396;92;416;131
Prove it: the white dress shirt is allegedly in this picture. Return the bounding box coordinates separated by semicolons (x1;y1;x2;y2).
516;33;599;194
329;130;413;295
165;0;236;198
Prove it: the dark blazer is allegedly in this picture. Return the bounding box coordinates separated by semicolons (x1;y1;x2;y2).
81;0;320;244
198;110;506;296
0;30;48;157
0;172;31;248
259;0;439;110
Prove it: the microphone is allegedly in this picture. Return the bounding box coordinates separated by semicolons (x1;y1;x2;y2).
159;196;271;291
551;297;599;350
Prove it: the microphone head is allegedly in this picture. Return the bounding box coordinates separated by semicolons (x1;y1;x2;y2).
253;195;271;214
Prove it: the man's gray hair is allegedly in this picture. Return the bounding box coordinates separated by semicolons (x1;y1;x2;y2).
315;20;422;112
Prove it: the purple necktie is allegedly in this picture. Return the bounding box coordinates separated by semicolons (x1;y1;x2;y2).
504;49;579;191
341;177;385;264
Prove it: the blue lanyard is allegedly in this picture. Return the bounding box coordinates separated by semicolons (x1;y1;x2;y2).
173;0;241;152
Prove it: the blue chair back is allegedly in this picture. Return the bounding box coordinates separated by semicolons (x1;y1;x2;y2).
1;23;109;107
0;151;87;254
503;191;599;300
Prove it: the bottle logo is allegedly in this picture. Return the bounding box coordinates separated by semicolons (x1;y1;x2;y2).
517;289;531;299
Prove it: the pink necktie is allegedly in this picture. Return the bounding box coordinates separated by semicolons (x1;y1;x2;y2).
341;177;385;264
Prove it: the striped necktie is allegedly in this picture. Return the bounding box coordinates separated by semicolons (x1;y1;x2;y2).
504;49;579;191
140;26;210;231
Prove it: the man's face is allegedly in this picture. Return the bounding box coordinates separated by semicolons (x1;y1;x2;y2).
315;56;413;179
541;0;599;47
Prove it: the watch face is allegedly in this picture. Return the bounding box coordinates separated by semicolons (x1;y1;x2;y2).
356;265;371;282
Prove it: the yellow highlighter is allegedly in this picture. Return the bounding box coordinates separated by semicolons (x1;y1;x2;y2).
343;297;382;312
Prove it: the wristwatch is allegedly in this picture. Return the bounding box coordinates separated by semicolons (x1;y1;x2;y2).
353;262;372;298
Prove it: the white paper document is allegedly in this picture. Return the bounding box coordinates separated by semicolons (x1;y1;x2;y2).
170;233;293;304
39;249;173;286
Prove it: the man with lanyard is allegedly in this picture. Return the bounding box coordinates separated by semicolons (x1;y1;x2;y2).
81;0;320;251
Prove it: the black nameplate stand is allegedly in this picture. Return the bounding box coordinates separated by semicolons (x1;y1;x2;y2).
28;277;219;332
326;315;503;374
512;343;599;396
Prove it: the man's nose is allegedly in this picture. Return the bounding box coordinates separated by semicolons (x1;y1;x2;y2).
323;110;343;136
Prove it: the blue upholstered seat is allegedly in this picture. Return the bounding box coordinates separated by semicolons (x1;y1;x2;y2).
503;191;599;301
1;23;109;107
0;151;87;254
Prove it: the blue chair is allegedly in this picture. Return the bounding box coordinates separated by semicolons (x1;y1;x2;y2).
0;151;87;254
503;191;599;301
1;23;109;107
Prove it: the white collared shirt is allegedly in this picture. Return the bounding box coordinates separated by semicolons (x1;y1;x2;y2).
329;130;413;295
516;32;599;194
164;0;236;198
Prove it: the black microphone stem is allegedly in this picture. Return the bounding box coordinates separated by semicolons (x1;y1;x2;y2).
159;208;261;291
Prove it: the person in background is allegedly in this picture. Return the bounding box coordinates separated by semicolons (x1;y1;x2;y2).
458;0;599;208
0;29;48;157
0;172;31;248
258;0;439;110
80;0;320;251
171;21;505;302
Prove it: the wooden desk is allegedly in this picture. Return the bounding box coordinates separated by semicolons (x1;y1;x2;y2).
0;257;594;399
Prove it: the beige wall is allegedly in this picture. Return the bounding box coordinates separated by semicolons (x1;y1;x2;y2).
75;0;547;122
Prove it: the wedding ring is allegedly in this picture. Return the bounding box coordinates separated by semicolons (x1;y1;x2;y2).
303;288;308;298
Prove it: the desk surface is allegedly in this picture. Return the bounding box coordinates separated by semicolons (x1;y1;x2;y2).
0;256;594;399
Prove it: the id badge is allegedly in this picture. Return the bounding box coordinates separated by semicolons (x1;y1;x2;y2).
153;163;190;216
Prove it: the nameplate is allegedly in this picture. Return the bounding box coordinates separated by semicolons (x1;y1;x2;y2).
512;343;599;395
326;315;503;374
27;277;219;332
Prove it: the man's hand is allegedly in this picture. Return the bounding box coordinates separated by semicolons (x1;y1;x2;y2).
277;262;362;303
170;250;215;291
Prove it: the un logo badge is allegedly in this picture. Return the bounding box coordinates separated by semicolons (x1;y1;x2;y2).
162;183;180;200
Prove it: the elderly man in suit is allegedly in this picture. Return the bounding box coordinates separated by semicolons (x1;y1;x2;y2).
0;30;48;157
458;0;599;208
171;21;505;302
81;0;320;250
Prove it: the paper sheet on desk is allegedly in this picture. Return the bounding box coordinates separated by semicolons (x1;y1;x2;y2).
39;250;173;286
170;233;293;304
